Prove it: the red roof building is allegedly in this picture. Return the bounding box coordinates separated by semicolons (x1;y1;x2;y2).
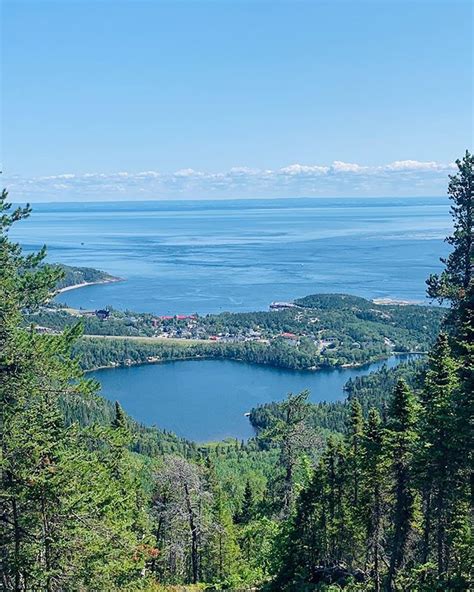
280;332;298;339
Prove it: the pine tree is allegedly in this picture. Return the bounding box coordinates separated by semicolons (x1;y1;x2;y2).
201;456;243;587
235;480;255;524
263;390;318;514
347;398;364;508
1;192;150;590
360;409;389;592
426;150;473;307
423;150;473;587
386;380;419;591
417;333;458;581
271;465;326;590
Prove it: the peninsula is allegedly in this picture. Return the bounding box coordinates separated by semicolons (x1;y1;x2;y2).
27;279;445;372
52;263;122;293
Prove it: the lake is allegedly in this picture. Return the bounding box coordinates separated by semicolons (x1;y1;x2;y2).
91;355;418;441
11;197;450;315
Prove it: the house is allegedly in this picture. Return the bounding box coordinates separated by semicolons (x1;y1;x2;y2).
279;332;299;346
34;325;57;334
280;332;298;339
95;309;110;320
270;301;297;310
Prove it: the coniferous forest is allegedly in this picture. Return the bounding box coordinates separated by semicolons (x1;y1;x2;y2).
1;152;473;590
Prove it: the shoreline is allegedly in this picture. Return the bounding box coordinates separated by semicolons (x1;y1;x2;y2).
54;267;431;313
57;277;122;294
372;297;424;306
84;350;425;375
54;278;430;374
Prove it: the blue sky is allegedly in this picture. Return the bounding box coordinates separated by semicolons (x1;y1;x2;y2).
2;0;472;200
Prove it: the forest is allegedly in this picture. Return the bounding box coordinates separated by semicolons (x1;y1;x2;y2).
71;336;411;372
1;151;472;591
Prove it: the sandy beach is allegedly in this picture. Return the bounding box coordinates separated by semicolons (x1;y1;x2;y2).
57;277;122;294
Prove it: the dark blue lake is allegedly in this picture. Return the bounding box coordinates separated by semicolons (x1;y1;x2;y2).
11;197;450;315
91;355;418;441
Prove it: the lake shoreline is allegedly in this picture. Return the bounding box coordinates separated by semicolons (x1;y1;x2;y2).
85;350;425;374
90;354;424;441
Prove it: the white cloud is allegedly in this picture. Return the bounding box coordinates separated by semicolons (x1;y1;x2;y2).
136;171;161;178
173;168;203;177
330;161;368;173
39;173;77;180
228;166;261;176
279;164;329;175
3;159;457;201
383;160;449;172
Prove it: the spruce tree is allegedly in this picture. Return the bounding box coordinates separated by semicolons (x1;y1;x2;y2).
417;333;458;581
344;398;365;567
271;465;325;590
263;390;318;515
386;380;419;590
235;481;255;524
426;150;473;307
347;397;364;508
424;150;473;586
1;192;150;590
202;456;242;587
111;400;127;431
360;409;389;592
322;436;352;565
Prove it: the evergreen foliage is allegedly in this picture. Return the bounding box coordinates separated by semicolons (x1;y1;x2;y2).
1;151;472;591
268;153;473;591
1;191;152;590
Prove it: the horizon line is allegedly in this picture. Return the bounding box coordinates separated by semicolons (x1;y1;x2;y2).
9;194;448;206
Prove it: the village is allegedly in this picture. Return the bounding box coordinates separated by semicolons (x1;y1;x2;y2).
31;300;344;354
28;290;439;370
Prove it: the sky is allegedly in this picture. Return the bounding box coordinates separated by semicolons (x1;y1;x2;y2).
1;0;472;201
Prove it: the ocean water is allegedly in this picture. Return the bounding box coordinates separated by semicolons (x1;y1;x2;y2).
92;355;418;442
11;197;447;440
11;197;450;315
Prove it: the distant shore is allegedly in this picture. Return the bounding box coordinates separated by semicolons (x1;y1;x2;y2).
57;277;122;294
372;297;423;306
